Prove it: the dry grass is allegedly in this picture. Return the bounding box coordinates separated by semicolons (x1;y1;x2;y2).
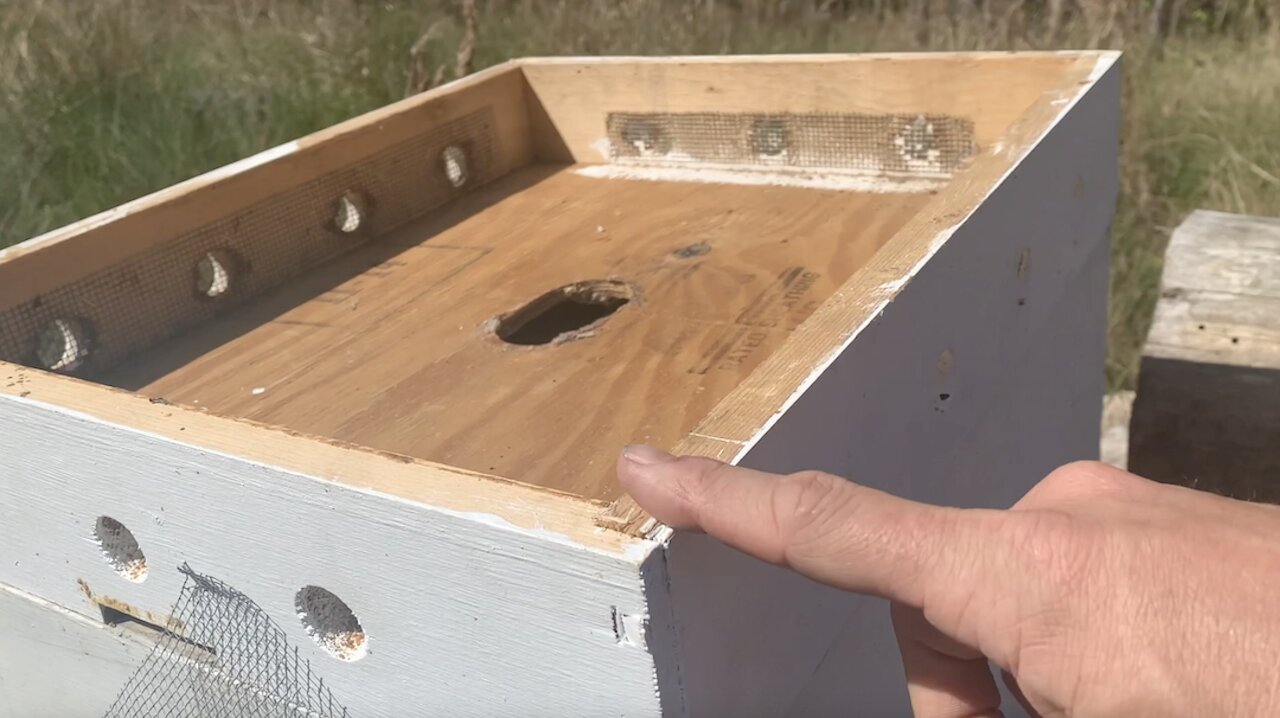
2;1;1279;390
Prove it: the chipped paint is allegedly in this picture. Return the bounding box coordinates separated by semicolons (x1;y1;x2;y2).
77;577;183;632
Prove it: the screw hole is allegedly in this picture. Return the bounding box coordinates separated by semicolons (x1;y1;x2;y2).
492;279;634;346
442;145;469;188
35;318;90;372
296;586;367;661
195;250;234;298
93;516;147;582
333;192;365;234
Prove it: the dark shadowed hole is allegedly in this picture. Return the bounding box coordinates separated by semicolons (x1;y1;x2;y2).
494;280;633;346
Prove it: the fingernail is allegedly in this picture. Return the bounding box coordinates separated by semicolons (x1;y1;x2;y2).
622;444;676;466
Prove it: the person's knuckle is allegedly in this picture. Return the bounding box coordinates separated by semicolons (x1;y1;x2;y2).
770;470;858;559
672;457;736;516
1031;460;1142;505
1009;508;1098;595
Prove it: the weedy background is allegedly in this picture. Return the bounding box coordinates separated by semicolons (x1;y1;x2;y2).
2;0;1278;390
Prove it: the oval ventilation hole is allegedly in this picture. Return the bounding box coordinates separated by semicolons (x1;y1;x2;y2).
333;193;364;234
442;145;468;188
93;516;147;582
296;586;368;661
35;318;90;372
492;279;633;346
195;250;234;298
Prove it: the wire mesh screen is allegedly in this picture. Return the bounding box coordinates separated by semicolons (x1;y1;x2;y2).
0;107;497;380
606;111;976;177
104;564;350;718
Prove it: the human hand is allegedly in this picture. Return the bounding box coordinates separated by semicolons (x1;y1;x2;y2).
617;445;1280;717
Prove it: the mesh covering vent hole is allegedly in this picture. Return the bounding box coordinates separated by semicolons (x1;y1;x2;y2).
195;250;234;298
93;516;147;582
442;145;469;188
296;586;368;661
621;119;670;157
333;193;364;234
752;118;789;157
493;279;634;346
35;318;90;372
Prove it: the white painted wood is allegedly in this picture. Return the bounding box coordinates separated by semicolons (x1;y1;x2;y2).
0;583;152;718
0;397;664;717
643;58;1120;717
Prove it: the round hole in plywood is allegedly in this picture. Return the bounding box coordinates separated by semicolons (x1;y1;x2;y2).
35;318;90;373
295;586;367;661
333;192;364;234
442;145;469;188
93;516;147;583
492;279;634;346
195;250;234;298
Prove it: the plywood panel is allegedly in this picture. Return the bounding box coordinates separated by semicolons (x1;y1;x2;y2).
101;166;931;502
521;53;1094;163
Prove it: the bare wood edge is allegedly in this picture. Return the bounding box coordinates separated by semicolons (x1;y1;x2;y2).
0;61;531;312
596;51;1122;537
0;360;639;555
514;50;1112;65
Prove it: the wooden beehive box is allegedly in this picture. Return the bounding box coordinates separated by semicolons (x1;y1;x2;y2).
0;52;1119;717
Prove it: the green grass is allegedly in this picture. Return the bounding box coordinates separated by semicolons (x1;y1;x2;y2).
3;1;1279;390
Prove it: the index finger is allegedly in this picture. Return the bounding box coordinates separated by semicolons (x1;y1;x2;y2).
616;444;1013;619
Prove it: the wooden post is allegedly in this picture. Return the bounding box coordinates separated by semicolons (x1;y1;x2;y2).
1130;210;1280;502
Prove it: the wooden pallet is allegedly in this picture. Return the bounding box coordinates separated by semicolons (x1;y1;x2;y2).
1130;210;1280;503
0;52;1119;716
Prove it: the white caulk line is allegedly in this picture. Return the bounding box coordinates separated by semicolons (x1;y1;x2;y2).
575;164;946;194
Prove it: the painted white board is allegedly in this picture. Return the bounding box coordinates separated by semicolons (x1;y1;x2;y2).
0;396;664;717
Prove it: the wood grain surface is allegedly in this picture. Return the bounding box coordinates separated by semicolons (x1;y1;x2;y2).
101;166;930;501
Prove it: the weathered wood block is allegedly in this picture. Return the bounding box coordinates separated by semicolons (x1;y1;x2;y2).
0;52;1119;717
1130;210;1280;502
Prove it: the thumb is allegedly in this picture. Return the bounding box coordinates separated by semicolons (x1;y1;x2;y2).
616;444;1016;632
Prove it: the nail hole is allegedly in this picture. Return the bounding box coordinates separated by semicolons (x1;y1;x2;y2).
296;586;367;661
35;318;90;372
1197;324;1206;330
1231;337;1240;344
333;192;365;234
442;145;468;188
195;250;234;298
492;279;634;346
93;516;147;583
938;393;951;401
